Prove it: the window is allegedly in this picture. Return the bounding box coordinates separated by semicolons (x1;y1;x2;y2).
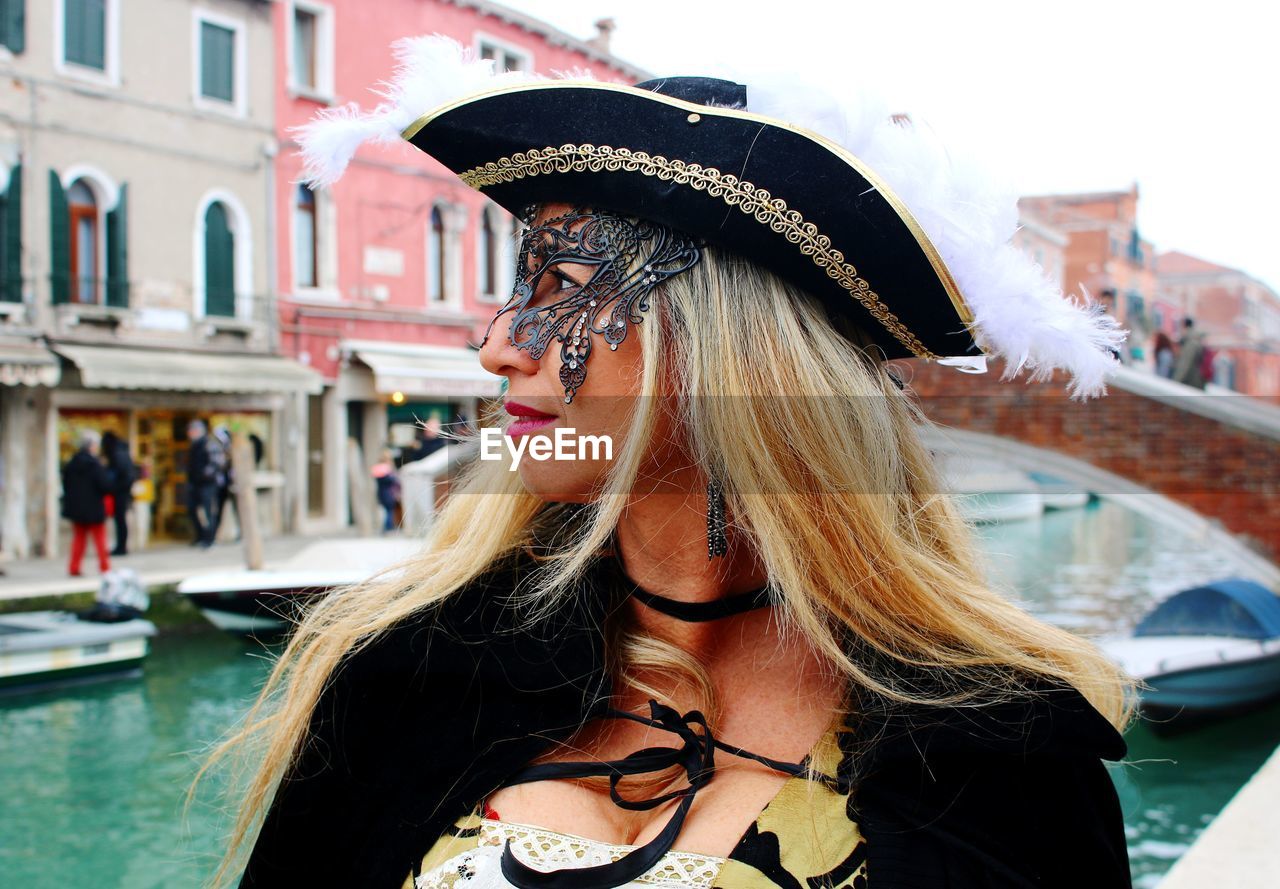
293;8;316;90
65;0;104;69
194;11;245;113
49;169;126;306
428;207;445;303
1126;290;1145;323
480;208;496;298
478;206;518;303
68;180;98;303
0;165;20;302
1;0;25;54
289;2;333;98
477;37;531;73
204;202;236;317
57;0;117;84
294;184;318;289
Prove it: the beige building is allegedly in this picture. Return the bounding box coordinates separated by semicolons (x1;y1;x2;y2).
0;0;318;558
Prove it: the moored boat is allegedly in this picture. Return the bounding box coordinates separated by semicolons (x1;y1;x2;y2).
178;538;418;635
1027;471;1091;510
941;457;1044;523
1102;579;1280;723
0;610;156;693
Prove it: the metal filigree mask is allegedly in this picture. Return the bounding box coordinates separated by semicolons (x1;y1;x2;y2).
480;206;703;403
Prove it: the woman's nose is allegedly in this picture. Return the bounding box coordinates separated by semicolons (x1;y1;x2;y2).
478;309;541;380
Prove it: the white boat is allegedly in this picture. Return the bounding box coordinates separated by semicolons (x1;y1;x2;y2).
1028;472;1090;510
1102;579;1280;724
0;610;156;693
942;457;1044;523
178;538;419;635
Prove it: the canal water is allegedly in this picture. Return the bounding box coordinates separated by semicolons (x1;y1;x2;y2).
1;499;1277;888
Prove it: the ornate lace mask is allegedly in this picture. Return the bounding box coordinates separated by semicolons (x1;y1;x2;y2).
480;207;703;403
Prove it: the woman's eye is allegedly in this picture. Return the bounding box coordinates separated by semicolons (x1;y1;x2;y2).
551;271;581;293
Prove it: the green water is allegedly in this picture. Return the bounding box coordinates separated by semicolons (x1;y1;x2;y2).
1;500;1276;888
0;633;272;887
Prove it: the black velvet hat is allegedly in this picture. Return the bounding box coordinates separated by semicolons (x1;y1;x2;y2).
297;36;1125;394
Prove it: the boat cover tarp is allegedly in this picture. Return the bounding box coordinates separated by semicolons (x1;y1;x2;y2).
1135;579;1280;640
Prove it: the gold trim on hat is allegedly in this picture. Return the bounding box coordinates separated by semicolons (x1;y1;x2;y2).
458;144;934;358
401;80;976;354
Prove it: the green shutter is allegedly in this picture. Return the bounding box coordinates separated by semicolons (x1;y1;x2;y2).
105;182;127;307
0;164;20;302
204;202;235;317
1;0;25;54
200;22;235;102
49;170;69;304
65;0;105;71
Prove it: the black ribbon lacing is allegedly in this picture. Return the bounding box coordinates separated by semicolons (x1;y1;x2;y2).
497;700;808;889
628;584;774;622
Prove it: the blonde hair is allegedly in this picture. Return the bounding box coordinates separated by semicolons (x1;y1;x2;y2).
205;245;1133;885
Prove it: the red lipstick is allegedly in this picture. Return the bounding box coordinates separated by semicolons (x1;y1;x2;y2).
504;401;557;436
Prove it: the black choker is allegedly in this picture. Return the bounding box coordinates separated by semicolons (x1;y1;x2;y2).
629;583;774;622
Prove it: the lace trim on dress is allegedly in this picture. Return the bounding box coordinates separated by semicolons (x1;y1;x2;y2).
415;819;724;889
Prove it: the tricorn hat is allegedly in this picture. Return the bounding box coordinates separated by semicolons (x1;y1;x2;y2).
296;36;1125;396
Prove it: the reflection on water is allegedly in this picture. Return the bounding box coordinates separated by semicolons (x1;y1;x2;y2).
974;499;1278;888
975;500;1254;636
0;499;1275;887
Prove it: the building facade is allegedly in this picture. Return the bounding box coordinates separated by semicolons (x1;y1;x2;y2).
1018;185;1157;362
1156;251;1280;398
0;0;319;558
272;0;645;531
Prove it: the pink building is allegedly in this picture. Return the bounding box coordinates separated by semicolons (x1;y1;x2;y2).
271;0;645;529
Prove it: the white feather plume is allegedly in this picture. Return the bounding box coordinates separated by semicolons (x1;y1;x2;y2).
295;35;1125;396
293;35;543;188
746;81;1126;397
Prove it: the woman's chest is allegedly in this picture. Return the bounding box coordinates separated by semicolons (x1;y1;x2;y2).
484;765;797;859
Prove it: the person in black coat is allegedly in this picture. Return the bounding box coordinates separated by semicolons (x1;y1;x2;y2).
186;419;220;548
61;430;113;576
100;431;137;556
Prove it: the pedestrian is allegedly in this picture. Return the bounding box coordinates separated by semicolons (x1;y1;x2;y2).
1153;331;1176;379
402;417;446;465
185;419;221;548
222;38;1135;889
1172;317;1209;389
61;429;113;577
249;432;265;468
210;426;239;542
371;449;401;533
100;431;137;556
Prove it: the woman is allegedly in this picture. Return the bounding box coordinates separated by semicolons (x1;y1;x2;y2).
61;429;113;577
218;38;1134;889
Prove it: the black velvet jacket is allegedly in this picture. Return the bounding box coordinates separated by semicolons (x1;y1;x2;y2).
240;556;1132;889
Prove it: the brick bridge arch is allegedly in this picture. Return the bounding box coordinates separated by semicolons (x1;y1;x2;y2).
901;361;1280;573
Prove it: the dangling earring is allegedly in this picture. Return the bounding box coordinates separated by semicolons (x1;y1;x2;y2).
706;478;727;559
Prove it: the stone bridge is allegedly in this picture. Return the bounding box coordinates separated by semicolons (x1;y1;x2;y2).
900;361;1280;581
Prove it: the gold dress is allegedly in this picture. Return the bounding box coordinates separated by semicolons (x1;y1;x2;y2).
407;711;867;889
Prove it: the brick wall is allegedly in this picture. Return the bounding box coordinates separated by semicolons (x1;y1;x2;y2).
901;359;1280;561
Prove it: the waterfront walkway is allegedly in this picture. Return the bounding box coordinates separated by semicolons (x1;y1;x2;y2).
0;532;365;603
1160;742;1280;888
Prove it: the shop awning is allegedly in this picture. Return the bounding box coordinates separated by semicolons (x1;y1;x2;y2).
52;344;323;394
0;342;61;387
344;340;501;398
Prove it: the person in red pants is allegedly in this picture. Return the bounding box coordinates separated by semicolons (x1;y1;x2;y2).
61;429;113;576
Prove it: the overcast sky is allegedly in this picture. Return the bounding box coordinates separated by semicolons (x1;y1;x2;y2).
495;0;1279;291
